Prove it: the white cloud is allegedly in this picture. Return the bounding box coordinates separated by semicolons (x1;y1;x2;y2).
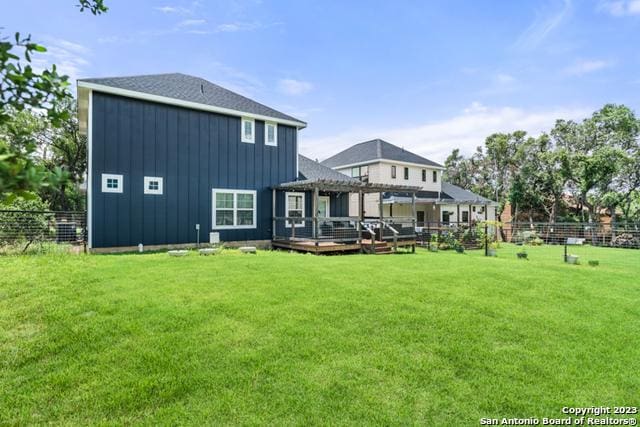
513;0;572;50
155;5;191;14
215;22;265;32
563;59;612;76
278;79;313;96
177;19;206;27
495;73;516;84
599;0;640;16
31;38;91;86
299;104;591;163
463;101;488;114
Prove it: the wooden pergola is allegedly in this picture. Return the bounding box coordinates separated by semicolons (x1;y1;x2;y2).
271;179;422;253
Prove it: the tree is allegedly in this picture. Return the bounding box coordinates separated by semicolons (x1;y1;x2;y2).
0;0;106;200
444;148;473;188
553;105;640;222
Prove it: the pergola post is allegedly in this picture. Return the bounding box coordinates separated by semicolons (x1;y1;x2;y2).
379;192;384;220
411;192;417;222
313;186;319;243
411;192;417;253
272;188;276;240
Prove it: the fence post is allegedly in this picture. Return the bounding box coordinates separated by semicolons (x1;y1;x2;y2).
484;223;488;257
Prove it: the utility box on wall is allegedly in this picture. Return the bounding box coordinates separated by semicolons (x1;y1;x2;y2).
210;232;220;244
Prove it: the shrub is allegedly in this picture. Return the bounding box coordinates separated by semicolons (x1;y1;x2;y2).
0;193;51;246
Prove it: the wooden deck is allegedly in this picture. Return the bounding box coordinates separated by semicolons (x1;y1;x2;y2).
272;238;417;254
271;239;362;254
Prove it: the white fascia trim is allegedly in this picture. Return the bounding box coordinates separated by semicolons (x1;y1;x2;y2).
330;159;445;171
77;81;307;129
87;90;93;248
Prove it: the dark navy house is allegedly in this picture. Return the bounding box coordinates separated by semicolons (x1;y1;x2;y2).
77;73;349;251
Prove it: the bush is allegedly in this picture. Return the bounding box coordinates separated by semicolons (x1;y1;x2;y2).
0;193;51;246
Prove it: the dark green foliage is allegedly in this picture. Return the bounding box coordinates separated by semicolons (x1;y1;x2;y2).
0;1;105;199
0;192;50;245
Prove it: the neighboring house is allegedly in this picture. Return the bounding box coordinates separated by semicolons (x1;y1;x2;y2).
321;139;497;224
77;73;309;251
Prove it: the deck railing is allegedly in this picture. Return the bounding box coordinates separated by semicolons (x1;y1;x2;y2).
272;216;361;244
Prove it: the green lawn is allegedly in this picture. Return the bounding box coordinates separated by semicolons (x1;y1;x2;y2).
1;245;639;425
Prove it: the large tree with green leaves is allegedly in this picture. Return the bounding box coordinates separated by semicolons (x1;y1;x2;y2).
443;104;640;223
0;0;106;201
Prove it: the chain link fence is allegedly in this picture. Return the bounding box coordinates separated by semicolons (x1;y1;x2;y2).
0;210;86;254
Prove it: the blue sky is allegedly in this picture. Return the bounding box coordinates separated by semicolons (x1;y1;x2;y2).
4;0;640;161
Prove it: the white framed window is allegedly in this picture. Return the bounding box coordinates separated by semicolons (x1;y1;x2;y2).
241;117;255;143
212;189;257;229
144;176;163;195
264;122;277;146
285;192;305;228
318;196;330;218
101;173;123;193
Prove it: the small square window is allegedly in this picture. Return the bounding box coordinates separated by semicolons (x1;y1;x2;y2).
391;165;396;179
433;171;438;183
144;176;163;195
404;167;409;180
265;122;277;146
422;169;426;182
101;174;123;193
241;117;255;143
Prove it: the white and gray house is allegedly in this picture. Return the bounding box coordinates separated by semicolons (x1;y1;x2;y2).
321;139;498;225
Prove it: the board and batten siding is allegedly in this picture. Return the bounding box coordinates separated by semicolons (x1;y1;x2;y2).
90;92;297;248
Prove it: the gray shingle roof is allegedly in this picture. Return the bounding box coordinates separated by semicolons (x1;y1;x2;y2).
298;155;357;182
321;139;443;168
79;73;306;126
441;182;495;204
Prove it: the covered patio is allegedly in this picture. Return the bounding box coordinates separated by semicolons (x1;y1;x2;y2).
272;178;421;254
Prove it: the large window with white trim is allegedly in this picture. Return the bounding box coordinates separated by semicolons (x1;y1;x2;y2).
285;192;305;228
265;122;277;146
241;117;255;143
212;189;257;229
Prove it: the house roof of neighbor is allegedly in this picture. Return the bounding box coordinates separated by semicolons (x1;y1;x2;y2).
277;155;421;193
298;155;359;182
383;183;497;205
441;182;495;204
78;73;306;127
321;139;443;168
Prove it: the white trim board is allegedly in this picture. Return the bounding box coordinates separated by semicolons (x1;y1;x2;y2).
77;81;307;129
87;90;93;248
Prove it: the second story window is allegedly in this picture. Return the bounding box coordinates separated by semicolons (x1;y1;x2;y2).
351;165;369;181
265;122;277;146
422;169;426;182
391;165;396;179
241;117;255;143
433;170;438;183
404;167;409;180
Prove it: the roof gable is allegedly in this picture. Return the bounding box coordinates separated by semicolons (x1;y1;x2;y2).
78;73;305;127
321;139;443;168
